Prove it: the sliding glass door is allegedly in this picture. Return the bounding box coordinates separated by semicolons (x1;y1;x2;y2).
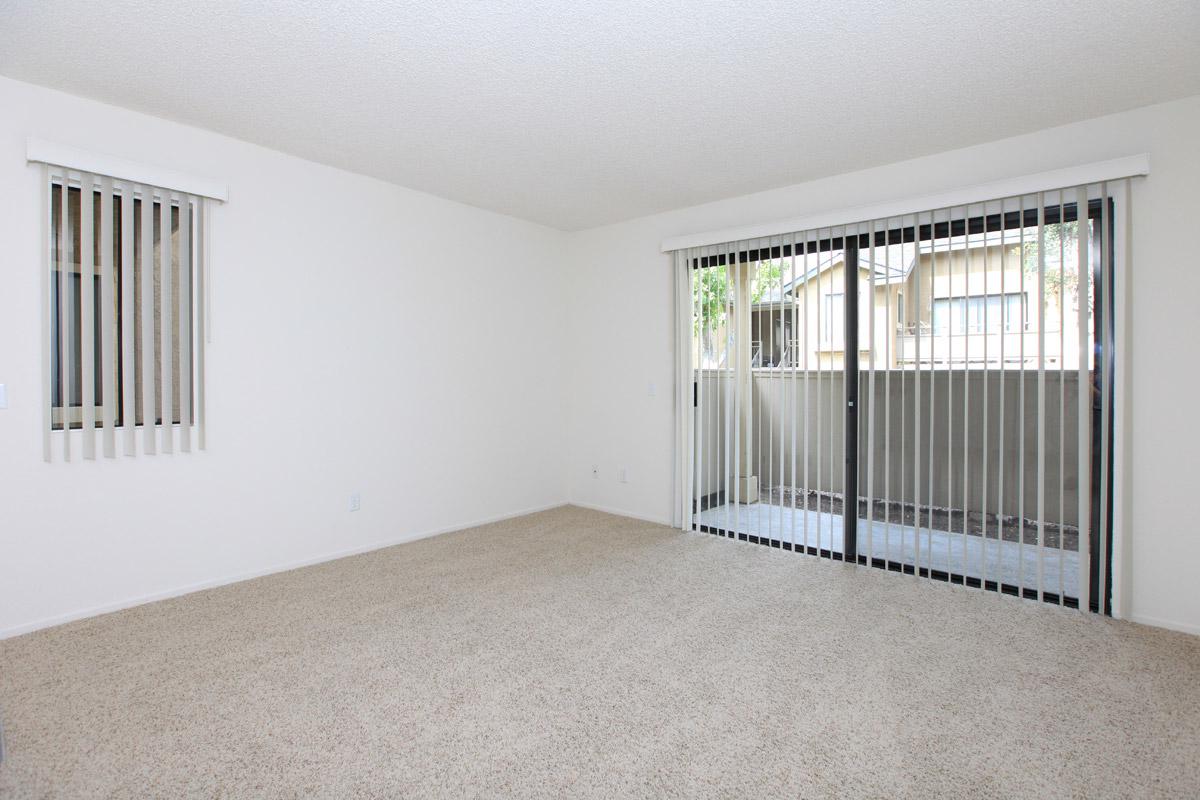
687;188;1115;614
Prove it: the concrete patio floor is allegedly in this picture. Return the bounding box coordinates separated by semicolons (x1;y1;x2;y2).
697;502;1080;600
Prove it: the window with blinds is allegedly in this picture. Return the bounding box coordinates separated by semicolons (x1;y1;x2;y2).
673;177;1133;615
40;166;208;461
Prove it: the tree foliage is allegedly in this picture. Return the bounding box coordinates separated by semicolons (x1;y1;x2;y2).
694;260;782;333
693;260;784;364
1021;221;1086;305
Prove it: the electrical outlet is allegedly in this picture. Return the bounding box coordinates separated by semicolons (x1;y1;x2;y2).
591;465;599;479
349;492;361;512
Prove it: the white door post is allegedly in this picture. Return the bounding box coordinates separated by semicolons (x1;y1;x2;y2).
734;260;759;504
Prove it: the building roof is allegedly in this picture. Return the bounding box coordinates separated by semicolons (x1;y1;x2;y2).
753;235;1016;306
754;245;914;304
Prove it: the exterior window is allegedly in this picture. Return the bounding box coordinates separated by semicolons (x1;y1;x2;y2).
932;292;1025;335
823;292;844;343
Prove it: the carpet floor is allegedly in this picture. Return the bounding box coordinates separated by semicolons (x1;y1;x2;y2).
1;505;1198;799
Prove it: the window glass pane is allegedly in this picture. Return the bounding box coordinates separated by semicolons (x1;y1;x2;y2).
932;298;948;335
824;292;844;343
985;295;1002;332
952;297;966;335
1005;293;1023;332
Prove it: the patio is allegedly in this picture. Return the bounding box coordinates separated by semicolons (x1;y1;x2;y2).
697;501;1080;600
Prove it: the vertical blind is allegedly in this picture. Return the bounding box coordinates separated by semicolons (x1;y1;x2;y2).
673;179;1133;615
37;163;213;462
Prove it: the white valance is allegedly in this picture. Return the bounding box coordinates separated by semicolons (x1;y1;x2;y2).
27;137;228;202
661;154;1148;253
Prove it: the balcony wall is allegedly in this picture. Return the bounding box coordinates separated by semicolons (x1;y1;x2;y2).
896;330;1072;367
696;368;1085;526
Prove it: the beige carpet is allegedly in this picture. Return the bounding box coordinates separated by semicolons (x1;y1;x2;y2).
1;506;1198;799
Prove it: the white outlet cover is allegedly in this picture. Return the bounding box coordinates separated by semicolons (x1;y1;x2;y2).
0;384;7;409
349;493;361;512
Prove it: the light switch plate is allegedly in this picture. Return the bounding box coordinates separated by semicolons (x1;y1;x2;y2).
0;384;7;409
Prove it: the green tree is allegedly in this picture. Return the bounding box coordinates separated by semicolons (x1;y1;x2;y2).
753;261;782;303
695;261;783;361
1021;221;1086;307
696;264;729;336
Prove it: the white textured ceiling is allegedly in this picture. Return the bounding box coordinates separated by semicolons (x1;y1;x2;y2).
2;1;1199;230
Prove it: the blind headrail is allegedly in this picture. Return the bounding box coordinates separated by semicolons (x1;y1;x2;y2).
660;154;1148;253
27;137;228;202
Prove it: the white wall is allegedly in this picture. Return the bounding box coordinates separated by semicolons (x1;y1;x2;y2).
5;75;1198;640
0;76;570;638
566;94;1200;635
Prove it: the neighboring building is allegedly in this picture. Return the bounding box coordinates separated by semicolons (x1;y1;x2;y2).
741;231;1087;372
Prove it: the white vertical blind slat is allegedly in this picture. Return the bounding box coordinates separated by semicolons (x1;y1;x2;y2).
731;240;742;532
179;196;193;453
42;166;53;462
81;173;96;459
1098;183;1113;611
140;185;156;455
866;221;877;564
897;223;907;573
778;238;786;543
694;247;703;530
766;236;775;543
962;206;973;583
160;194;174;454
1060;191;1070;606
883;221;893;569
814;230;824;555
59;174;72;461
802;229;813;553
197;198;208;450
789;232;798;551
833;227;841;561
981;205;992;588
1077;185;1092;608
926;211;937;577
946;210;957;577
769;236;779;542
1115;180;1133;617
998;201;1009;590
710;244;721;533
100;176;116;458
1036;193;1047;602
913;216;923;575
721;244;729;530
1017;195;1028;596
672;249;689;529
709;245;716;529
926;210;940;579
120;184;136;456
692;248;703;532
